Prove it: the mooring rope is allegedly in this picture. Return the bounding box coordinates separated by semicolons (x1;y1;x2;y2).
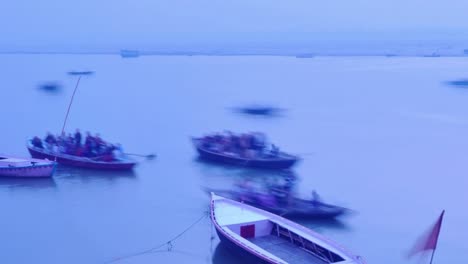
106;212;208;263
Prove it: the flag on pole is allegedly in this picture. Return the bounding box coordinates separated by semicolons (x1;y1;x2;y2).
407;210;445;259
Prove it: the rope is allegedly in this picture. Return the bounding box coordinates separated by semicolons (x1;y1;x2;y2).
106;212;208;263
208;215;215;263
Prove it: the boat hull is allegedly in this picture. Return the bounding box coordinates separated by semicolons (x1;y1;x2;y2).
27;146;136;170
194;139;297;169
0;163;55;178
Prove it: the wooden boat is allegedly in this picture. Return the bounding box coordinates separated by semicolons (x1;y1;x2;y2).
210;193;365;264
234;105;283;116
192;138;298;169
120;49;140;58
205;188;348;219
39;82;61;92
67;71;94;76
27;141;136;170
0;155;56;177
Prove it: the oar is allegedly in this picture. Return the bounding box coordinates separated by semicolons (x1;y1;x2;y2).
124;153;157;160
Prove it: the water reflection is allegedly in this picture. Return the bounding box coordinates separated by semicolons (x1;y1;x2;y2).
212;243;257;264
53;166;136;185
0;177;57;190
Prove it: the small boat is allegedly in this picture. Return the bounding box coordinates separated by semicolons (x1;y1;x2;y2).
447;79;468;87
67;71;94;76
120;50;140;58
234;105;282;116
295;53;314;58
39;82;61;92
0;156;56;177
205;188;348;218
210;193;365;264
192;138;298;170
27;141;136;170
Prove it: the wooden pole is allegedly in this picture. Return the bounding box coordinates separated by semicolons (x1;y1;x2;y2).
61;76;81;135
429;249;436;264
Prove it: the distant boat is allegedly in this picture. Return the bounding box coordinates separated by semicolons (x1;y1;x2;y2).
205;188;349;218
120;50;140;58
27;141;137;170
39;82;61;92
0;155;56;177
192;137;299;170
67;71;94;76
295;53;314;58
464;49;468;56
423;52;441;57
447;79;468;87
210;193;365;264
235;105;283;116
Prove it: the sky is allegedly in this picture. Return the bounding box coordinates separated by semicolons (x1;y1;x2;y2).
2;0;468;52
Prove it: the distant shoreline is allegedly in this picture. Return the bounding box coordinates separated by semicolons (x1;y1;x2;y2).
0;50;467;58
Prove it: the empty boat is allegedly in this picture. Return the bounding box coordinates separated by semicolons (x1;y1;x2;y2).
210;193;365;264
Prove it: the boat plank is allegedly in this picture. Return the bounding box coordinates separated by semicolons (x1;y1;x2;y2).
248;235;329;264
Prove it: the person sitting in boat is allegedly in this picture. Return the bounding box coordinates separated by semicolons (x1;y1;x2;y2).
45;132;57;145
32;136;44;148
84;131;92;146
311;191;321;206
74;129;82;146
270;144;279;156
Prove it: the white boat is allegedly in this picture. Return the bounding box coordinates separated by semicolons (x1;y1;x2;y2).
0;156;56;177
210;193;365;264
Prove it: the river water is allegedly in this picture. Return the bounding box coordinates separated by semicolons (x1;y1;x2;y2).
1;54;467;263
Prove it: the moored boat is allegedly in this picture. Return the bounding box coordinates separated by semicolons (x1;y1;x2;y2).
120;49;140;58
27;141;136;170
192;133;299;169
210;193;365;264
206;188;348;219
0;155;56;177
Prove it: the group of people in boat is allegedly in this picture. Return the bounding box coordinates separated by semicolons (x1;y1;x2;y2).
31;129;122;161
199;131;281;158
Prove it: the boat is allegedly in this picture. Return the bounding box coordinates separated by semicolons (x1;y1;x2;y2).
234;105;283;116
0;155;56;177
120;49;140;58
67;71;94;76
210;193;365;264
27;141;136;170
192;137;298;170
447;79;468;87
39;82;61;92
295;53;314;58
205;188;348;218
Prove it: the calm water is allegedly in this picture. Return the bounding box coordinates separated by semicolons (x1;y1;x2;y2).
1;54;468;263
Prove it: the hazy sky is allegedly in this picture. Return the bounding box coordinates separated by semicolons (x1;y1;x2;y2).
2;0;468;50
